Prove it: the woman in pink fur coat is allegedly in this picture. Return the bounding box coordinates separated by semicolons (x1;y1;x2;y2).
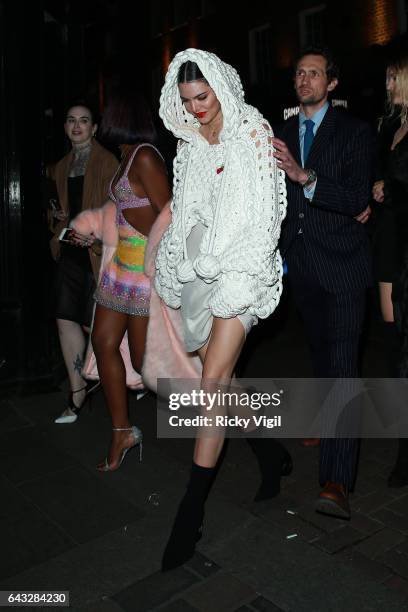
70;92;171;471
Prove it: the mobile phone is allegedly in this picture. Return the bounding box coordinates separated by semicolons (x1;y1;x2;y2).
58;227;74;243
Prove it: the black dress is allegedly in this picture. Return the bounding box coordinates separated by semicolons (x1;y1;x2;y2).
385;127;408;375
373;115;400;283
54;176;96;327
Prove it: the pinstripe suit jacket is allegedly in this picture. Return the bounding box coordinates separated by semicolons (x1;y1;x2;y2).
276;106;373;293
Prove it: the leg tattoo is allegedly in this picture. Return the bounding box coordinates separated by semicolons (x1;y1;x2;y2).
73;354;84;375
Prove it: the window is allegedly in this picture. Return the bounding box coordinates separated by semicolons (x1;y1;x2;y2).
249;24;273;87
299;4;326;48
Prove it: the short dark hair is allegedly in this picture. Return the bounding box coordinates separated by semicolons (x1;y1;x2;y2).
177;61;207;84
98;90;157;148
296;45;339;82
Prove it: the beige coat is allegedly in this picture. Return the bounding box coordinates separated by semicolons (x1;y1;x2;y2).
48;139;118;278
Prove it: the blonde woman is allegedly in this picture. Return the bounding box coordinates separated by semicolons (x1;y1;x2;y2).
373;49;408;486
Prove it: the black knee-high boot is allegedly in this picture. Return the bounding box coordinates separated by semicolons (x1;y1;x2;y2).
161;462;217;572
246;437;293;501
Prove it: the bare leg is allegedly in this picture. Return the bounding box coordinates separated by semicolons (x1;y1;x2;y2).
379;282;394;322
162;316;246;571
127;315;149;374
194;317;245;467
197;318;291;501
92;304;135;469
56;318;87;408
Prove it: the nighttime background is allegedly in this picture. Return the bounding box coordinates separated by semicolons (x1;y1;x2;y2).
0;0;407;390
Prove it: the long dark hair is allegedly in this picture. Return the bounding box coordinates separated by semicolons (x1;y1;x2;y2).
98;90;157;149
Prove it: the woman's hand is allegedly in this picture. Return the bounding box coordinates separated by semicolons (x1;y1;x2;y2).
69;229;96;248
354;205;371;224
372;180;385;203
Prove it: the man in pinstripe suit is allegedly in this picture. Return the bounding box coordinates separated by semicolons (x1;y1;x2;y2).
273;46;373;519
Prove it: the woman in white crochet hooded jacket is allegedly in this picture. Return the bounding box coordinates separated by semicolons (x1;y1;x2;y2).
155;49;288;571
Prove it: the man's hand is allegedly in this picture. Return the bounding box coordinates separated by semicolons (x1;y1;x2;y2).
272;137;308;184
372;180;385;203
354;205;371;224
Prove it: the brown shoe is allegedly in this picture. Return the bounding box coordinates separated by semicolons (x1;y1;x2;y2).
315;482;350;519
300;438;320;448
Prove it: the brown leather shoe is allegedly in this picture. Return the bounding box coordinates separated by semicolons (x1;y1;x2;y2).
315;482;350;519
300;438;320;447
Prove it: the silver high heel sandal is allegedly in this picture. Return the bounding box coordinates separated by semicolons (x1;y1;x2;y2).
97;425;143;472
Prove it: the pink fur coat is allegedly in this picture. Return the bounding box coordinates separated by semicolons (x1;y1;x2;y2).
71;202;201;392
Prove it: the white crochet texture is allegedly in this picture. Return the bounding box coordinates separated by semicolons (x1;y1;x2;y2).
155;48;287;319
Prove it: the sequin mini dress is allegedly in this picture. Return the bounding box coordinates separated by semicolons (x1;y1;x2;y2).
95;144;155;316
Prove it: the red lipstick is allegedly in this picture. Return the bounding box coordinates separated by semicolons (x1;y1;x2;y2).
196;112;207;118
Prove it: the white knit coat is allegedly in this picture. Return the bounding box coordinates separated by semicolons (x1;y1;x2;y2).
155;48;287;319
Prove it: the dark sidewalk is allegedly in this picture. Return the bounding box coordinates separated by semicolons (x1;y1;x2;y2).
1;294;408;611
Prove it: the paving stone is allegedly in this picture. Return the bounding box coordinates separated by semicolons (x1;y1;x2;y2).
0;427;76;484
184;552;220;578
249;494;302;519
0;553;103;609
205;520;408;611
356;528;405;559
0;476;75;580
349;513;384;535
295;502;347;533
353;491;396;514
201;497;258;550
156;600;199;611
378;549;408;580
75;598;126;612
183;572;256;612
337;548;394;583
383;574;408;599
261;511;323;544
0;398;32;432
387;495;408;516
251;595;285;610
19;466;143;544
395;538;408;555
312;526;364;554
112;569;199;611
372;508;408;534
0;517;171;608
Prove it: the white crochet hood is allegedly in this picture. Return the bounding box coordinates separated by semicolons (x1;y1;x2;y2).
159;48;246;143
155;49;287;320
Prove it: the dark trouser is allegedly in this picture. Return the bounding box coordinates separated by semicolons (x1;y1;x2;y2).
289;272;366;490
